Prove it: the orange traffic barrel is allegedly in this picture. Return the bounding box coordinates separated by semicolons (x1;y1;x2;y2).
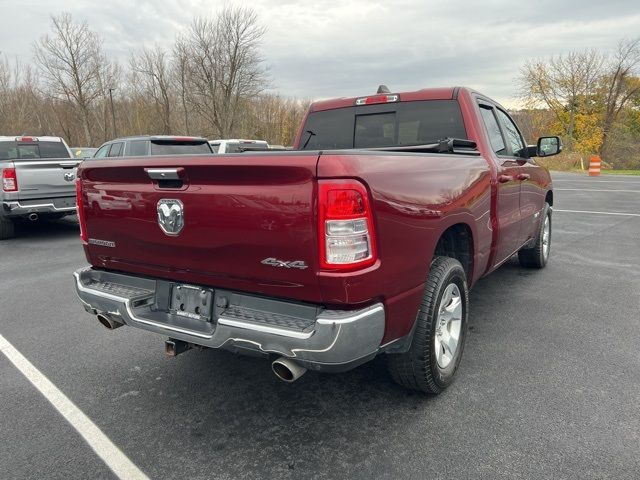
588;155;601;176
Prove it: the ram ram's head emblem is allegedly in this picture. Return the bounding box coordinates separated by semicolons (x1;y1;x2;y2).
157;199;184;236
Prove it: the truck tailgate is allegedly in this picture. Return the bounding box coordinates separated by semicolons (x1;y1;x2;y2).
80;153;323;303
14;158;79;200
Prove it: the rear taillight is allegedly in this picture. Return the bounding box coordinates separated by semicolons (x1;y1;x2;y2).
2;165;18;192
76;178;88;243
318;180;377;271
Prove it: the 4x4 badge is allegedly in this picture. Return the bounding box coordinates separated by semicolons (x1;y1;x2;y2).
261;257;308;270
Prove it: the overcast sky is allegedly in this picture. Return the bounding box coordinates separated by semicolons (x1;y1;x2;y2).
1;0;640;106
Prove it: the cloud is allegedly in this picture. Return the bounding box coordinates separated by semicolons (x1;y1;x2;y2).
1;0;639;106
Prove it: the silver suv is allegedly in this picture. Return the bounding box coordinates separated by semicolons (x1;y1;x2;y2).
92;135;213;158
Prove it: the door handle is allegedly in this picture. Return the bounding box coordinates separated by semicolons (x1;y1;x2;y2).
516;173;531;181
145;168;185;180
498;174;513;183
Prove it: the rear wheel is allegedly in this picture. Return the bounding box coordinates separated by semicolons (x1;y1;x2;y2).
0;217;15;240
518;203;551;268
387;256;468;394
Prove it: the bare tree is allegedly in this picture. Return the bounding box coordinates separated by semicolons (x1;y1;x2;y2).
33;13;110;145
173;37;191;135
131;46;173;134
183;6;268;138
600;38;640;160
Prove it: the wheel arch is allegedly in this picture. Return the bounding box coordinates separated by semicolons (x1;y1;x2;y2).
433;222;475;284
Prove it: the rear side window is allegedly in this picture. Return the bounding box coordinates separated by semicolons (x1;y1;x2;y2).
301;100;467;150
108;142;124;157
39;141;70;158
479;107;506;155
128;140;148;156
150;141;212;155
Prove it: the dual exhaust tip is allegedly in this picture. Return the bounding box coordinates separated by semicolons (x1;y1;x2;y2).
96;314;307;383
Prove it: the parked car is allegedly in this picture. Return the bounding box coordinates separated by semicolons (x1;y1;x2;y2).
1;136;80;239
209;139;269;153
71;147;98;159
73;86;560;393
92;136;213;158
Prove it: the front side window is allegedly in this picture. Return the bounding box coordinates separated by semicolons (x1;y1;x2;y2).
94;145;110;158
479;107;506;155
495;109;526;158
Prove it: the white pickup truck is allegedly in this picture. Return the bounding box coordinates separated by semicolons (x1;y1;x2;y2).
209;139;270;153
1;136;80;239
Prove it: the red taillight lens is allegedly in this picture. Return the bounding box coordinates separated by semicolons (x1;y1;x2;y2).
355;94;399;105
2;165;18;192
76;178;88;243
318;180;377;271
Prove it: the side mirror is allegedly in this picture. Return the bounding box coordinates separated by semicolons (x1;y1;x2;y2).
536;136;562;157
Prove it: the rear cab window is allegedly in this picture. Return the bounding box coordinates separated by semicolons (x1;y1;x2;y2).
300;100;467;150
39;141;71;158
150;140;212;155
0;140;70;160
127;140;149;156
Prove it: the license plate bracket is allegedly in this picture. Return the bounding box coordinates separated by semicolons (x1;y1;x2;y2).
169;284;214;322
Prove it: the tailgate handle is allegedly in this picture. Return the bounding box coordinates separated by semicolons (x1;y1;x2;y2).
59;162;78;169
145;168;184;180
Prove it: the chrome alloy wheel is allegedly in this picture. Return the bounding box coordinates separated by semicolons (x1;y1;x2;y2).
542;215;551;261
434;283;463;369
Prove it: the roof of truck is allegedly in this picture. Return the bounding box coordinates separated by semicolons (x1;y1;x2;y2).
309;87;462;112
104;135;209;142
0;136;66;142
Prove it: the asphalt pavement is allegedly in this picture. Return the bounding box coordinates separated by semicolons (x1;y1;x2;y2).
1;171;639;480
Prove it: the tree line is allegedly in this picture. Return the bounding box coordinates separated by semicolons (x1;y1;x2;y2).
0;8;638;168
517;39;640;169
0;7;309;148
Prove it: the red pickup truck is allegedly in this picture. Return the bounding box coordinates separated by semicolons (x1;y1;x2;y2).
74;86;560;393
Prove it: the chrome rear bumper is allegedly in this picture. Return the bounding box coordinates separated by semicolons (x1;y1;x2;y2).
2;197;76;217
73;267;385;372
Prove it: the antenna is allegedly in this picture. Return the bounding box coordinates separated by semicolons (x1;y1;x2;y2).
376;85;391;94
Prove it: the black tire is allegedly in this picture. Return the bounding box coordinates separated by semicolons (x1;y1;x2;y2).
387;256;469;394
0;217;15;240
518;203;551;269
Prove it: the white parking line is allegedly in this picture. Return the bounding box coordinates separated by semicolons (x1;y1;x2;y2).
553;179;640;185
0;333;149;480
555;188;640;193
554;209;640;217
